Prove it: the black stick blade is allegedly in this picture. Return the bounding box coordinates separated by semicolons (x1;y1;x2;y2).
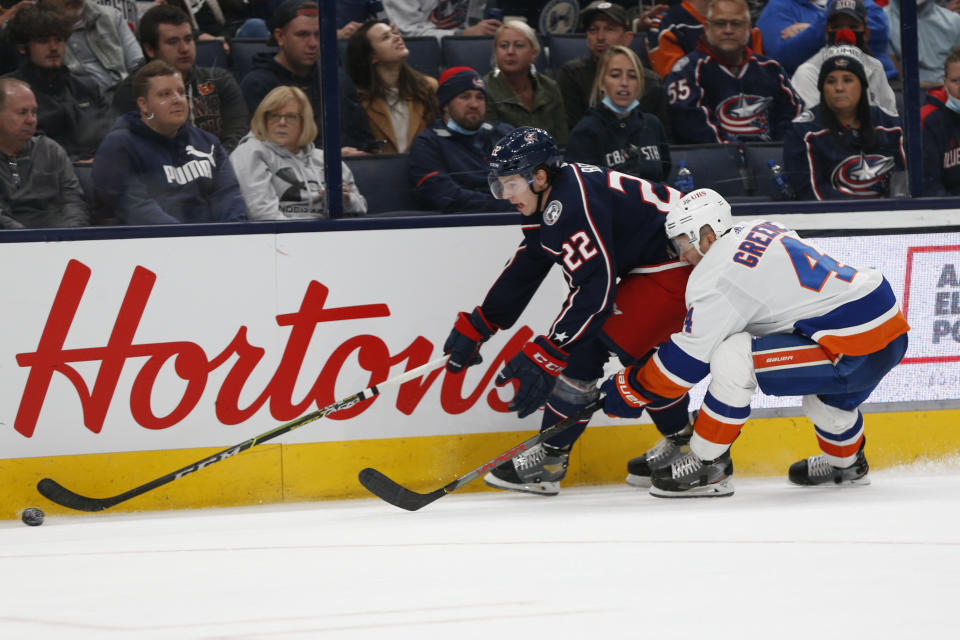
37;478;122;512
358;468;445;511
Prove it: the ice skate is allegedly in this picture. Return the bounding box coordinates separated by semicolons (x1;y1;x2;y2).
788;439;870;486
483;443;569;496
626;428;692;488
649;450;734;498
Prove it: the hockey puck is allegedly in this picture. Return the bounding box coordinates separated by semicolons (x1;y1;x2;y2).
21;507;45;526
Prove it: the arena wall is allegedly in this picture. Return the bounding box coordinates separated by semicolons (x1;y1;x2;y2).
2;207;959;518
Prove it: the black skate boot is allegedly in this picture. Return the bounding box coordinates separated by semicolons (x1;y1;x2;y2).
626;428;692;488
483;443;570;496
788;439;870;486
649;450;734;498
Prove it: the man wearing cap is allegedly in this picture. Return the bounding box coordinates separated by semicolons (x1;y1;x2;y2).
408;66;515;212
556;1;668;133
791;0;895;113
664;0;801;144
239;0;376;154
647;0;764;78
756;0;893;78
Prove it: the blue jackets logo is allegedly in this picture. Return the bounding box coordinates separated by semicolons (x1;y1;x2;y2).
831;153;895;196
543;200;562;225
718;94;773;137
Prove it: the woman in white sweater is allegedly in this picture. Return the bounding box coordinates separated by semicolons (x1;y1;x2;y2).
230;85;367;219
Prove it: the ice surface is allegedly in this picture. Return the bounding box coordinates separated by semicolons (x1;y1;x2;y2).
2;463;959;639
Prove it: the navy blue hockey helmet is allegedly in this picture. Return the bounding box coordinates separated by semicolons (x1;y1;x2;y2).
487;126;561;199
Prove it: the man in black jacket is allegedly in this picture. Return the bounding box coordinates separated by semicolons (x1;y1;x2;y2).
239;0;375;155
112;4;249;152
5;3;113;160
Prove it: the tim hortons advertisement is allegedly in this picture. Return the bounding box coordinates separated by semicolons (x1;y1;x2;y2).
2;227;959;460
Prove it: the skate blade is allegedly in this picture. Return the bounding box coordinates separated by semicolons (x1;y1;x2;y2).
482;472;560;496
649;479;735;499
625;473;652;488
788;474;871;488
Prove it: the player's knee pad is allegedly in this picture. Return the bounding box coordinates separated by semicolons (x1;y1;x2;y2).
542;375;599;448
708;332;757;408
803;395;863;466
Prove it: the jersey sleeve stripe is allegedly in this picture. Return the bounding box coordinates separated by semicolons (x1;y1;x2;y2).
635;352;695;399
656;337;711;385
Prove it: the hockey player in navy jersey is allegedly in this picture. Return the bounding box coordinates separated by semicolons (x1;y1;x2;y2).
600;189;909;497
663;0;801;144
442;126;695;495
783;46;905;200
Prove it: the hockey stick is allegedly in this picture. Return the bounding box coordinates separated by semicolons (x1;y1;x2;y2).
358;398;603;511
37;356;448;512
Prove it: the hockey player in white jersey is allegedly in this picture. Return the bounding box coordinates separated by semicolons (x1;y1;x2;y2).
600;188;910;497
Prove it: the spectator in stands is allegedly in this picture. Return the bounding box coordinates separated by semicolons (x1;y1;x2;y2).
5;4;113;160
112;5;249;152
97;0;138;29
230;85;367;218
665;0;801;144
647;0;764;78
791;0;896;113
409;66;514;212
886;0;960;89
240;0;377;155
565;45;670;181
345;18;439;154
783;46;905;200
93;60;246;224
921;46;960;196
1;2;31;75
39;0;143;96
381;0;502;40
756;0;893;78
557;1;669;135
483;20;567;147
0;78;89;228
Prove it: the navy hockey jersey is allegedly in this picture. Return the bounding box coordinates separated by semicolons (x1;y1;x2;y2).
663;43;801;144
479;163;684;352
565;106;672;182
921;87;960;197
783;105;906;200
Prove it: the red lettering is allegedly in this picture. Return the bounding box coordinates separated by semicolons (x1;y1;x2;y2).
14;260;522;438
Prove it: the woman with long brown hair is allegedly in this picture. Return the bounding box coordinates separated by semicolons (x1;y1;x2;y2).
346;19;438;154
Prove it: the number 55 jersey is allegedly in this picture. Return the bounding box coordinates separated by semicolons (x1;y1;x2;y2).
643;219;910;395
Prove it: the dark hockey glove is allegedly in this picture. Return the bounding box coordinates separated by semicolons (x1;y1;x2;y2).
600;366;652;419
495;336;567;418
443;307;496;373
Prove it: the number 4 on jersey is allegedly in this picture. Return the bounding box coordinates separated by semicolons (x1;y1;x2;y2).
782;236;857;291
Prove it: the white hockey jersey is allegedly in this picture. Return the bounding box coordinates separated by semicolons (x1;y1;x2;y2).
633;219;910;399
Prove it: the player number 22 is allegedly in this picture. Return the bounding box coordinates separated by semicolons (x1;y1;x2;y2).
782;236;857;291
562;231;598;271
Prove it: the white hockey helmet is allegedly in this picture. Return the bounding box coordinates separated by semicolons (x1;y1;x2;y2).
664;188;732;257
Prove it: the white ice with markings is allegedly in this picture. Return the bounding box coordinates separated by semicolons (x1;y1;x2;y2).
2;461;959;639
